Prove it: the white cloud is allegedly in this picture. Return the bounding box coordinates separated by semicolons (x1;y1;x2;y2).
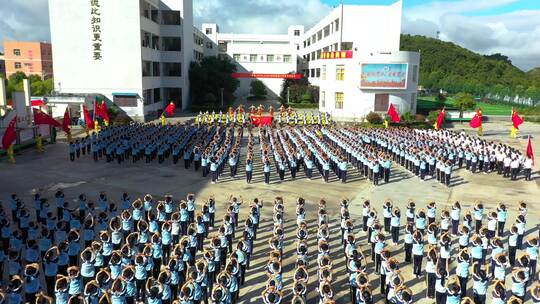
0;0;50;45
0;0;538;71
193;0;331;34
403;5;540;71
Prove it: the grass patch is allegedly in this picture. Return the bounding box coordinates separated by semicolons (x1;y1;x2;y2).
417;96;540;116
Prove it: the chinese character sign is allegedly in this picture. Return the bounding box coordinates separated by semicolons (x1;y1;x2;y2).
360;63;408;89
90;0;102;60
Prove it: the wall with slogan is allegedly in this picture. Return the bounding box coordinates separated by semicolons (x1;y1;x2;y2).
360;63;408;89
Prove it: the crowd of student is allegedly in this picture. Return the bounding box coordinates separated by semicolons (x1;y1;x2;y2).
0;191;263;304
68;123;534;187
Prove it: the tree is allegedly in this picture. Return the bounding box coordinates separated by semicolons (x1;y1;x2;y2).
280;74;309;102
249;80;267;98
189;56;240;110
454;92;475;121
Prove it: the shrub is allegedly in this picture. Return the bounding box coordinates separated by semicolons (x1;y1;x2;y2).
400;112;415;124
365;112;383;124
427;110;440;124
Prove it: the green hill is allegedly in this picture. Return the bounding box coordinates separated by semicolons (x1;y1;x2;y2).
400;34;540;99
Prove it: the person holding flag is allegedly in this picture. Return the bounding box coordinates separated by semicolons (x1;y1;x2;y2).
524;135;535;181
33;108;64;153
82;105;95;134
2;115;17;164
385;104;401;128
62;108;72;142
469;108;483;136
434;108;446;130
511;107;523;138
95;101;110;126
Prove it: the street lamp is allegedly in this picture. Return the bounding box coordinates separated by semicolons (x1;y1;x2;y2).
220;87;224;108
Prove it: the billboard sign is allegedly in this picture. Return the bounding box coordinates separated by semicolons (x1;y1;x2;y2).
360;63;408;89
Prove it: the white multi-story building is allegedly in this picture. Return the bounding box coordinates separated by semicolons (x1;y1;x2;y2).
204;0;419;120
48;0;214;121
49;0;418;121
202;24;304;98
300;1;419;120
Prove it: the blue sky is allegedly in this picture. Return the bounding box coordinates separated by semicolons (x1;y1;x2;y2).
1;0;540;70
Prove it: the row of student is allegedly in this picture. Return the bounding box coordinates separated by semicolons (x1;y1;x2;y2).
1;191;264;304
357;199;538;303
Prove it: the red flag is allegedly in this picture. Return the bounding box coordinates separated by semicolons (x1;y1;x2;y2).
83;106;95;130
387;104;401;123
469;109;483;129
2;116;17;150
33;108;62;128
165;102;176;117
511;107;523;129
251;115;273;127
62;108;71;134
527;136;535;166
434;108;446;130
96;101;109;122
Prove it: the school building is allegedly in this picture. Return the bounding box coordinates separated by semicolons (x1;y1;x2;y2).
48;0;419;121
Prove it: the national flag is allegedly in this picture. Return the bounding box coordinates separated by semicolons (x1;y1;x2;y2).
83;106;95;130
96;101;110;123
250;115;273;127
387;104;401;123
165;102;176;117
434;108;446;130
33;108;62;128
62;108;71;134
527;136;535;166
469;109;483;129
511;107;523;129
2;116;17;150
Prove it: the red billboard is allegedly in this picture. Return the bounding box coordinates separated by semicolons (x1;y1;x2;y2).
321;51;353;59
231;73;303;79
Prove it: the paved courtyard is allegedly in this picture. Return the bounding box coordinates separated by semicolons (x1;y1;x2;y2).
0;120;538;303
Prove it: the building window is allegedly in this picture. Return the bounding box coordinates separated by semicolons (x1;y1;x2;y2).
336;65;345;81
233;54;241;61
161;11;181;25
162;37;181;51
267;55;274;62
316;68;321;78
321;91;325;107
322;65;326;80
283;55;291;63
142;61;152;77
14;62;22;69
311;52;315;60
324;25;330;37
250;54;257;62
152;62;160;76
310;69;315;78
335;19;340;32
13;49;21;56
317;50;321;59
206;42;213;49
335;92;344;109
412;65;418;82
153;88;161;102
143;89;153;105
294;30;300;36
205;28;213;34
165;88;182;107
163;62;182;76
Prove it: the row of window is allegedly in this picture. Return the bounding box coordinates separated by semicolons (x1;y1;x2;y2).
305;65;345;81
232;54;293;63
141;31;182;52
142;61;182;77
320;91;344;109
142;88;182;106
303;18;340;48
320;93;417;111
140;2;181;26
